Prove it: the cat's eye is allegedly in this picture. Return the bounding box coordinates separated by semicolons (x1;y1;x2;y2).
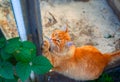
54;33;57;36
56;39;61;43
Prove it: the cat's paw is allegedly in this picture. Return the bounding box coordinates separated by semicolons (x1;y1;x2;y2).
42;40;50;52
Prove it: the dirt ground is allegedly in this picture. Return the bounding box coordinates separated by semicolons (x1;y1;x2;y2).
0;0;120;53
40;0;120;53
0;0;18;39
0;0;120;57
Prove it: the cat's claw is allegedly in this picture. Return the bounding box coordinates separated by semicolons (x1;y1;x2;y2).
42;40;50;52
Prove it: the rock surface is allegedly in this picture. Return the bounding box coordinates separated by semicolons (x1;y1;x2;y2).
40;0;120;53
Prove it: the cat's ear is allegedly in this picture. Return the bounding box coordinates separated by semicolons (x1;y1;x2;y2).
62;24;68;33
65;26;68;33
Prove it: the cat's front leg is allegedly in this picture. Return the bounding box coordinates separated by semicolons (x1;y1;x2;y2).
42;40;55;66
42;40;52;59
42;40;50;53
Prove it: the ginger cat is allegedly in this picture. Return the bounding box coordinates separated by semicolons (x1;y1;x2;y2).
42;27;120;81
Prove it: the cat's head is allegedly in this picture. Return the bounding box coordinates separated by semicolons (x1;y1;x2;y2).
50;27;71;51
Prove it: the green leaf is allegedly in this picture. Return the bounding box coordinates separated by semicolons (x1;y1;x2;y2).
5;79;17;82
7;37;20;43
0;77;17;82
92;73;113;82
0;77;2;82
31;49;36;57
0;37;6;48
16;62;31;81
0;62;14;79
22;41;36;50
14;48;34;63
13;41;36;63
0;48;12;60
5;37;21;54
22;41;36;57
31;56;53;74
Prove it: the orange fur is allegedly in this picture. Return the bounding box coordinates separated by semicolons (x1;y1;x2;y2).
42;28;120;81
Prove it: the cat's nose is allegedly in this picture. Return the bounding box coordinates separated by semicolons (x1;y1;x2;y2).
51;38;56;41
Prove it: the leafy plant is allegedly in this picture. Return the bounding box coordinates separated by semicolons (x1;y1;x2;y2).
90;73;114;82
0;37;53;82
